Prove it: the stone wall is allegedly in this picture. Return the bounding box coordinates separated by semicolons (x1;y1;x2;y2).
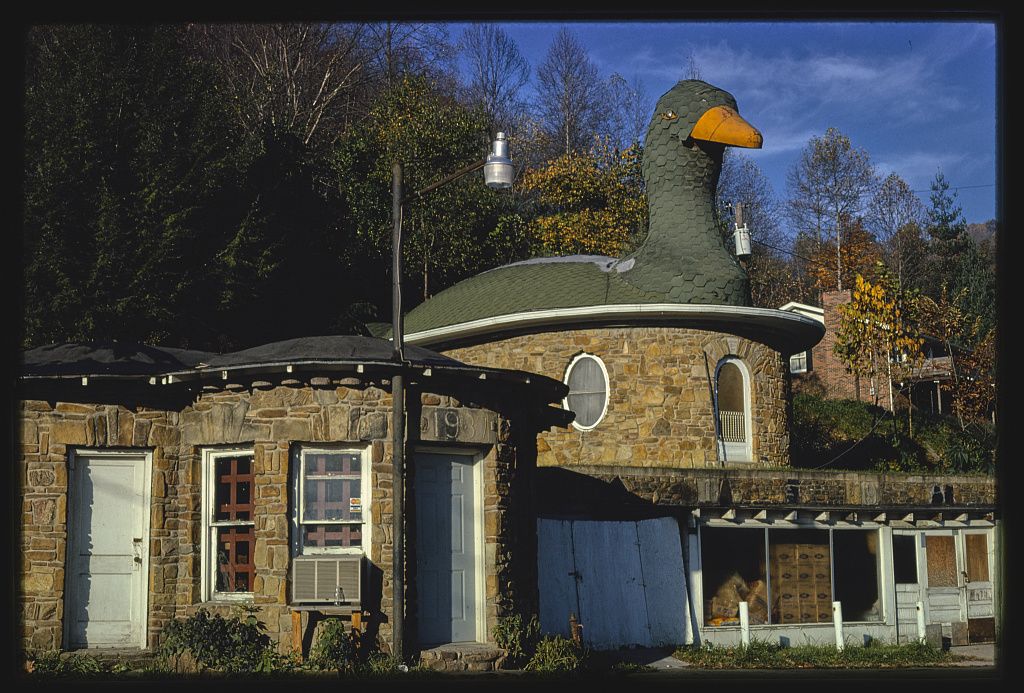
17;377;533;654
560;464;996;510
444;325;790;468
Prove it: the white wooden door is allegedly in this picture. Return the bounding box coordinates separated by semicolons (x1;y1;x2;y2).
962;531;996;642
66;453;150;649
415;452;479;645
924;533;963;627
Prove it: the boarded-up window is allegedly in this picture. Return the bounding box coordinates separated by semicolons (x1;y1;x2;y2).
565;354;608;429
769;529;833;624
832;530;881;621
965;534;989;583
926;535;958;587
701;527;768;626
893;534;918;584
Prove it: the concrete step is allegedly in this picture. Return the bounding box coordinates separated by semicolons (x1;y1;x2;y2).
418;643;506;672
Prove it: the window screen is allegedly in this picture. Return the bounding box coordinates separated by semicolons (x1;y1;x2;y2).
297;450;365;552
565;354;608;429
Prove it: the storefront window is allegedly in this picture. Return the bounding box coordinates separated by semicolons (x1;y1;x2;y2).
701;527;768;626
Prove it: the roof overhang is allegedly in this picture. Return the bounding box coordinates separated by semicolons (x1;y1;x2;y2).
406;303;826;355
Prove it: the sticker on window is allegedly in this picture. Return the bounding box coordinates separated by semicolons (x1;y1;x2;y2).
349;498;362;515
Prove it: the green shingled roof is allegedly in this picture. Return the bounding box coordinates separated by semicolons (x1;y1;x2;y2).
404;80;755;337
404;258;657;335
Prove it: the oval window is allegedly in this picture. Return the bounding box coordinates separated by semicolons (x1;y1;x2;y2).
564;353;609;430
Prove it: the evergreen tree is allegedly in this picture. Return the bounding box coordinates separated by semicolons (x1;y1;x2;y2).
923;171;996;339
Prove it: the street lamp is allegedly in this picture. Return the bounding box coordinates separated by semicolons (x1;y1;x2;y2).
390;133;513;660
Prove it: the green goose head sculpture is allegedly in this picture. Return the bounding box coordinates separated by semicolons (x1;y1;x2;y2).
620;80;762;306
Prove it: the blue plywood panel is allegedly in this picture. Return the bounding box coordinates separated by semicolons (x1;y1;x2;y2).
537;519;577;638
537;517;689;649
572;520;649;649
637;517;688;646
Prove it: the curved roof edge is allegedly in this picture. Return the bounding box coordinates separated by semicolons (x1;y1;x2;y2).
405;303;825;355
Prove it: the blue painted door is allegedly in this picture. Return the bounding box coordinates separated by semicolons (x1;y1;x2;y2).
415;452;478;645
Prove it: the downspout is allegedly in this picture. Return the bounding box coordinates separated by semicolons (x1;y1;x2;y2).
704;352;726;466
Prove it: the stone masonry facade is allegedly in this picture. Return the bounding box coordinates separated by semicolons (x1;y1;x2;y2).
17;377;535;654
444;325;789;469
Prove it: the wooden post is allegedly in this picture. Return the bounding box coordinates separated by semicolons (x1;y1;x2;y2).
291;611;303;659
351;610;363;635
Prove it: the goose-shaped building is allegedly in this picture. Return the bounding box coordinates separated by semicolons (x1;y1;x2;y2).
402;80;997;651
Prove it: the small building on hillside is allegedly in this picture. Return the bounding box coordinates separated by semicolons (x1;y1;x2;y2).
780;292;956;414
17;337;569;668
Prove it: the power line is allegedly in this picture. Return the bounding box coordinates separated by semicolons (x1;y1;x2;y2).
910;183;996;194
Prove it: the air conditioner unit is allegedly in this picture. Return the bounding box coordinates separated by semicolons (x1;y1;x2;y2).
291;555;362;605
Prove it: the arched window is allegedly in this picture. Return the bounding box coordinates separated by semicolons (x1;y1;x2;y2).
715;357;751;462
563;353;609;430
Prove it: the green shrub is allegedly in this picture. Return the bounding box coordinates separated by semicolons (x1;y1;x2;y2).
158;605;294;673
525;635;587;673
791;392;995;472
26;650;107;677
307;617;359;672
493;613;541;667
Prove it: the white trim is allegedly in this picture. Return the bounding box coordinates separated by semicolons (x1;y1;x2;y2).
563;352;610;431
715;356;752;463
412;446;488;644
65;448;153;649
405;303;825;350
291;445;372;557
778;301;825;323
474;452;486;643
201;447;256;602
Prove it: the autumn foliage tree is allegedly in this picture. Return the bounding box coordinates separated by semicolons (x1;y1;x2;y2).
916;288;996;428
834;270;924;414
516;137;647;257
807;215;884;293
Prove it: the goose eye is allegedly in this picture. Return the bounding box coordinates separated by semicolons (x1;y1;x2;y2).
660;110;678;121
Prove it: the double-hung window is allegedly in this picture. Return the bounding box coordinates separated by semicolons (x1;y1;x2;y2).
201;449;255;600
292;447;369;556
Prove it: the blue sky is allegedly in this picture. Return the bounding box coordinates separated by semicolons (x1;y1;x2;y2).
448;20;998;225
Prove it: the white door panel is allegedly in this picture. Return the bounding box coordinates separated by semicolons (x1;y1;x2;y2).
67;454;149;649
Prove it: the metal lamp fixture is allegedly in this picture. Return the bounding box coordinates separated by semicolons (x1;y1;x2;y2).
734;222;751;258
484;132;514;190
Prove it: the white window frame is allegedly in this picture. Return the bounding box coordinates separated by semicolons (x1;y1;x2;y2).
563;352;610;431
789;351;809;374
291;445;372;557
715;356;752;462
201;447;256;602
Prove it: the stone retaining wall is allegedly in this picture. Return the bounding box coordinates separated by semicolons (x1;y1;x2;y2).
567;464;996;509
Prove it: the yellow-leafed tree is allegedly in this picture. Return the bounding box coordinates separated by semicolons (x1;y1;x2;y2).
516;137;647;257
834;268;924;414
